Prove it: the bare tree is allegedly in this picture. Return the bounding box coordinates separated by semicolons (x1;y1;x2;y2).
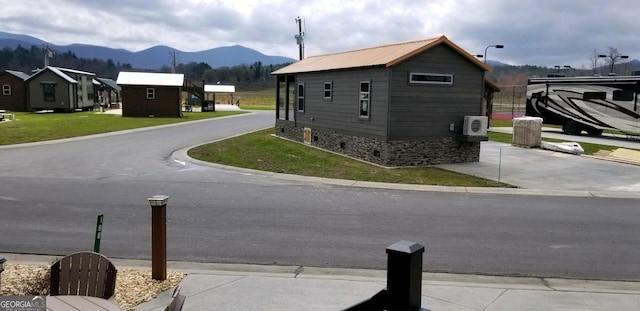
588;49;600;75
605;46;623;75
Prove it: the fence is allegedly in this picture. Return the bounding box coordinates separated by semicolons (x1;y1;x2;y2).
492;84;527;120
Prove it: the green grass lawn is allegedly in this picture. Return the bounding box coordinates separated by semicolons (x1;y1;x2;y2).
0;110;244;145
210;88;277;110
188;128;514;188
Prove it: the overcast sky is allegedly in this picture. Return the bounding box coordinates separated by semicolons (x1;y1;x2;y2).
1;0;638;69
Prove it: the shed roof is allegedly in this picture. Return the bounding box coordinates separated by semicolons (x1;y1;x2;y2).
96;77;122;91
5;70;30;80
116;72;184;87
204;84;235;93
272;35;491;75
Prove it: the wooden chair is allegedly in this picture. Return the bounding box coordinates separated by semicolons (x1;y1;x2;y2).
165;285;186;311
50;251;118;299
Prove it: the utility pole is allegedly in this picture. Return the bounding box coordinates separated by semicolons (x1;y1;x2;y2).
43;43;54;67
295;17;305;60
171;51;177;73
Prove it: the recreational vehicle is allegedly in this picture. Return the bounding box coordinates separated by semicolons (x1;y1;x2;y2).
526;76;640;135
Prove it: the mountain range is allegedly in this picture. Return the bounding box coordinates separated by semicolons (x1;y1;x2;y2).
0;31;296;70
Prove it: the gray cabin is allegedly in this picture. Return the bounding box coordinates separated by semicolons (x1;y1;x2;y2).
27;66;96;112
272;35;492;166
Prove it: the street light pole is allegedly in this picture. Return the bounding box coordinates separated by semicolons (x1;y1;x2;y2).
598;54;607;76
621;55;629;75
483;44;504;64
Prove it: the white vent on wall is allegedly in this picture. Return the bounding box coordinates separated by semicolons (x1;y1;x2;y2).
463;116;488;136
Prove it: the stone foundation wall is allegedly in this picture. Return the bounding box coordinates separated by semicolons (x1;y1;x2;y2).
275;120;480;166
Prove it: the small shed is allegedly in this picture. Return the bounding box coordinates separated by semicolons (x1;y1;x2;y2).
27;66;96;112
0;70;30;111
117;72;184;117
272;35;492;166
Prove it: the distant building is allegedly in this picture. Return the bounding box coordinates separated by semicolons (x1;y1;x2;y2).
26;66;96;111
95;77;122;108
0;70;30;111
272;35;492;166
117;72;184;117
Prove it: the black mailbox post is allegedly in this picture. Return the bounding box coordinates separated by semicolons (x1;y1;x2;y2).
344;241;425;311
386;241;425;310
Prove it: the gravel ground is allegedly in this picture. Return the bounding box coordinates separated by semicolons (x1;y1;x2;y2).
0;263;185;311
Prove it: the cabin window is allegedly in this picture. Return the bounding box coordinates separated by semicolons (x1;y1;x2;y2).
323;82;332;100
42;83;56;102
146;88;155;100
359;81;370;119
409;72;453;85
583;92;606;100
2;84;10;96
297;83;305;112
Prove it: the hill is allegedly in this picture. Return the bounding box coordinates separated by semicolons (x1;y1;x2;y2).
0;31;295;70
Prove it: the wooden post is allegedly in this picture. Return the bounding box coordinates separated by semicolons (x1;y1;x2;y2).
151;203;167;280
147;195;169;281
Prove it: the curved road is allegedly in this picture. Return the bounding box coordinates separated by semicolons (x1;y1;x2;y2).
1;110;639;281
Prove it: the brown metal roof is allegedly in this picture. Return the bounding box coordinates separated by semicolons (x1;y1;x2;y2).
272;35;492;75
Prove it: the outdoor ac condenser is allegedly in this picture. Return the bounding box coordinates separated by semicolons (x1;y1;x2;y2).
463;116;488;136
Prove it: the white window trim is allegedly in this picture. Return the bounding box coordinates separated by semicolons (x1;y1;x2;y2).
323;82;333;100
297;83;305;112
409;72;453;85
359;80;370;119
2;84;10;96
146;87;155;100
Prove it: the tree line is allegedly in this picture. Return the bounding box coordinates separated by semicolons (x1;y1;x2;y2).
0;45;291;86
5;44;635;89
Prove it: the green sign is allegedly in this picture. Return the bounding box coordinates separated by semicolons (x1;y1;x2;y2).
94;215;104;253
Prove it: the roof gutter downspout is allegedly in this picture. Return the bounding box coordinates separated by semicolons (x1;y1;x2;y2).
386;67;392;142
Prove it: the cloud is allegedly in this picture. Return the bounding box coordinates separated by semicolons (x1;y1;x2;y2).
0;0;638;68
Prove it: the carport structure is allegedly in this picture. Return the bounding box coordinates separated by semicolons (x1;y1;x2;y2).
204;84;236;105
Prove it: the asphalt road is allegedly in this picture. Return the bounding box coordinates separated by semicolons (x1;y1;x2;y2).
1;110;639;281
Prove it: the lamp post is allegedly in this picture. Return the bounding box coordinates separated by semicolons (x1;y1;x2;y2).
598;54;607;75
147;195;169;280
483;44;504;64
621;55;629;75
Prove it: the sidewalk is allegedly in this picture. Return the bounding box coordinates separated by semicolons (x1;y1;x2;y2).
3;253;639;310
134;264;640;311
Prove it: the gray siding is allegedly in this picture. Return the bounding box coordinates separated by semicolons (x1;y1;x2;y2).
388;44;485;140
293;67;389;139
28;71;74;110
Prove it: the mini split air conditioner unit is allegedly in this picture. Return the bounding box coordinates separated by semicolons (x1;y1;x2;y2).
463;116;488;136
